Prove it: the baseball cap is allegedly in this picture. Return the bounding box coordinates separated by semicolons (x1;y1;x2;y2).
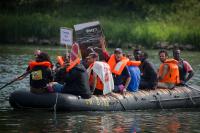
86;52;99;59
114;48;123;54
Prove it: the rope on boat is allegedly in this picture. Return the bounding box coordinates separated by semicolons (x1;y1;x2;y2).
182;88;196;105
185;84;200;93
110;93;126;111
53;92;59;120
153;93;164;109
183;84;200;105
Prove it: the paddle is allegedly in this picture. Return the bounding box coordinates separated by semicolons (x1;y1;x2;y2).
0;70;31;91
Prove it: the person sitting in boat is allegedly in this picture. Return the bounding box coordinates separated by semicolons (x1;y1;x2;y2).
55;54;68;71
50;57;92;99
157;50;180;89
54;55;70;84
27;52;53;94
87;52;114;95
133;48;142;61
98;38;132;93
173;47;194;85
126;55;141;92
108;48;131;93
136;50;158;90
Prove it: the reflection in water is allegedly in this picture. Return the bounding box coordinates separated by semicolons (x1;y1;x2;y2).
0;110;200;132
0;47;200;132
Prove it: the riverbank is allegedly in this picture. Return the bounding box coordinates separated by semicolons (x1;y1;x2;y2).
0;1;200;50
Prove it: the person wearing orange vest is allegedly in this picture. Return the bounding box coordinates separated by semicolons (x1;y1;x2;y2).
49;56;92;99
54;54;70;84
27;52;53;93
54;54;69;71
108;48;131;93
87;52;114;95
158;50;180;89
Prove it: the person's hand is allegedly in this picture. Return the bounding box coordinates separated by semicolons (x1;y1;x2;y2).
180;80;186;85
118;84;125;93
17;76;23;80
99;36;106;51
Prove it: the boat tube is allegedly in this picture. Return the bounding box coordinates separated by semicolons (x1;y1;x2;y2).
9;86;200;111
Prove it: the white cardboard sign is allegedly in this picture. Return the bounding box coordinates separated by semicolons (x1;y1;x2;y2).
60;27;73;45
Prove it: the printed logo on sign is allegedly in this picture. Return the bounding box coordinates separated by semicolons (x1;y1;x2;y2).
86;28;97;33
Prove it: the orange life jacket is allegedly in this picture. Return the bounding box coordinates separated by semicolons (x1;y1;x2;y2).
107;54;129;75
66;57;81;72
57;56;65;67
158;59;180;84
127;61;141;66
29;61;52;70
88;63;103;91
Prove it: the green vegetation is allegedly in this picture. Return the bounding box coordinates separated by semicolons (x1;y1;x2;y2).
0;0;200;49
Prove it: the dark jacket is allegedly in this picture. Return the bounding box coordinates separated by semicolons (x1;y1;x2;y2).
30;65;53;89
62;64;92;99
54;67;66;84
139;59;157;88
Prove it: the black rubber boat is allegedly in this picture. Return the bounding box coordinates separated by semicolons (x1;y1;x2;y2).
9;86;200;111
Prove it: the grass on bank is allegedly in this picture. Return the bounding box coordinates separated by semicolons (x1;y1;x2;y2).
0;3;200;49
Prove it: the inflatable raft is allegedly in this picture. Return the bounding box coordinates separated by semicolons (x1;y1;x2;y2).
9;86;200;111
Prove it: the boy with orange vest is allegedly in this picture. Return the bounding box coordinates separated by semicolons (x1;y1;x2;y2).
158;50;180;89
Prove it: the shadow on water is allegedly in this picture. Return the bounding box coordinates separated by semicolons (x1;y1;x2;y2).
0;45;200;132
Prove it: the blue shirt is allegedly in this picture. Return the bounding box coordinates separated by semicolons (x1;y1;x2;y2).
113;66;131;86
127;66;140;92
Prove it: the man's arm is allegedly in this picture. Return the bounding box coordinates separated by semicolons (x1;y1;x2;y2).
124;77;131;91
158;64;169;81
99;36;110;61
91;72;97;94
123;66;131;91
183;61;194;83
185;70;194;83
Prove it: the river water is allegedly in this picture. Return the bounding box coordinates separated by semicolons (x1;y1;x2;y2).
0;45;200;133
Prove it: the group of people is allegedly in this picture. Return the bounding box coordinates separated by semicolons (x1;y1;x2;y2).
24;38;194;99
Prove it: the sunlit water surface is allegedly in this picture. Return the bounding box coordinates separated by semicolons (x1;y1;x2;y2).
0;45;200;133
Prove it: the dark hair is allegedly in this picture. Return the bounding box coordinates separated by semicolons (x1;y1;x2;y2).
142;51;148;59
36;52;51;62
173;46;181;53
159;49;168;57
133;48;141;54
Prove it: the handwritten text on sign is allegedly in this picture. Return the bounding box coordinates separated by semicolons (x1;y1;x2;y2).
60;28;73;45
